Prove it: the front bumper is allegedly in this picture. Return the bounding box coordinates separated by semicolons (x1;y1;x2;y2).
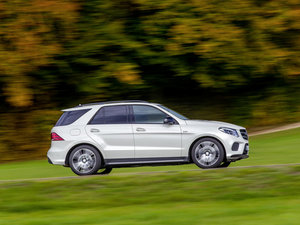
228;154;249;161
228;143;249;162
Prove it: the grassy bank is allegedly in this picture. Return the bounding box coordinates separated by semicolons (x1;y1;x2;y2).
0;128;300;224
0;127;299;180
1;166;300;224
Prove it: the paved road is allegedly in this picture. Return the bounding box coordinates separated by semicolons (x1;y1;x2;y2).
249;122;300;136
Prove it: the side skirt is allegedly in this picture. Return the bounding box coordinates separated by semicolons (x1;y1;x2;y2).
104;157;190;168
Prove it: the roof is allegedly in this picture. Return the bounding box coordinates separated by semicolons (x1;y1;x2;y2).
76;100;149;107
62;100;152;111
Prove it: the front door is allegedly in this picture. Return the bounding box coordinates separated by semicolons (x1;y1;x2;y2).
131;105;182;159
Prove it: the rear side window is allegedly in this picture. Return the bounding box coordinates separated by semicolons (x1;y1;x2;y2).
89;105;128;124
55;109;90;126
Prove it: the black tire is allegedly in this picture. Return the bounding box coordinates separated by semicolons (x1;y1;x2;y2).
69;145;102;176
219;161;231;168
191;137;225;169
98;167;113;175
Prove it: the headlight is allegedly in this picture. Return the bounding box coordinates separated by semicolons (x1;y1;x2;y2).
219;127;239;137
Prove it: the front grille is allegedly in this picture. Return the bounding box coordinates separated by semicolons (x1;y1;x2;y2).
240;129;248;140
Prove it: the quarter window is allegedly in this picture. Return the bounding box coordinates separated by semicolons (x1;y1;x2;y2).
89;105;128;124
55;109;90;126
133;105;167;124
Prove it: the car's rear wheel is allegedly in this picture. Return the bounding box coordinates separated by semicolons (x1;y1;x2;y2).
69;145;102;176
191;138;224;169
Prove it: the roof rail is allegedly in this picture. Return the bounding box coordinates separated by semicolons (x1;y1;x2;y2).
77;100;148;107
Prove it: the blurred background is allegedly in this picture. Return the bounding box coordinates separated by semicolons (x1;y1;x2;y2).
0;0;299;163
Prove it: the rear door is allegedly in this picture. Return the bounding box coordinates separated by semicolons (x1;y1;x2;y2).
85;105;134;159
131;105;182;158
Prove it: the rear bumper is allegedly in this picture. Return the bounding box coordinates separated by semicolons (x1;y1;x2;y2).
47;157;53;164
47;138;102;166
47;142;70;165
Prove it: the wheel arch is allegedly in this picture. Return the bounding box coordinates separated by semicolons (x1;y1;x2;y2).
64;143;104;167
188;136;226;162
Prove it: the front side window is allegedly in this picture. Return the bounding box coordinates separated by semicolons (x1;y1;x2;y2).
158;105;188;120
89;105;128;124
133;105;167;124
56;109;90;126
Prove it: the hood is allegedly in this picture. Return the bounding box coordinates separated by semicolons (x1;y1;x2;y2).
185;120;245;130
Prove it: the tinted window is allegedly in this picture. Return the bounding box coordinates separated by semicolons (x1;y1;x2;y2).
133;105;167;124
55;109;90;126
89;105;128;124
158;105;188;120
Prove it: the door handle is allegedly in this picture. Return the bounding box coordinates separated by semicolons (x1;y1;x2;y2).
90;128;100;133
136;127;146;132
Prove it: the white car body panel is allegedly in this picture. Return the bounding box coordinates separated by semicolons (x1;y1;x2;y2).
48;126;102;165
180;120;247;158
85;124;135;159
132;123;182;158
47;101;249;167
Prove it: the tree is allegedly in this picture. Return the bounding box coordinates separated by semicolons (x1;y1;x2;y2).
0;0;78;107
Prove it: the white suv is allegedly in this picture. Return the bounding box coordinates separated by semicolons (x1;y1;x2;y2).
47;100;249;175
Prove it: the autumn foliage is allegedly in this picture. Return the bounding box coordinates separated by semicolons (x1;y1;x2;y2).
0;0;299;162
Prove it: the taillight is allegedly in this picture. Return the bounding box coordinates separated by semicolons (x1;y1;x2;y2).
51;132;64;141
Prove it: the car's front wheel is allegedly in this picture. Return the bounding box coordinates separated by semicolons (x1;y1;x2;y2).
191;138;225;169
98;167;112;175
219;161;231;168
69;145;102;176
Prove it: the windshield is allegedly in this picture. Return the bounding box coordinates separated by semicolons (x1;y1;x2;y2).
158;105;189;120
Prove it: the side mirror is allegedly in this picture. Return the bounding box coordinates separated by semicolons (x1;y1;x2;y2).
163;116;175;125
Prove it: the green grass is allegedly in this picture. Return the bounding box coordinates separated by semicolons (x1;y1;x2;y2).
1;128;300;224
0;127;299;180
235;127;300;166
1;166;300;224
